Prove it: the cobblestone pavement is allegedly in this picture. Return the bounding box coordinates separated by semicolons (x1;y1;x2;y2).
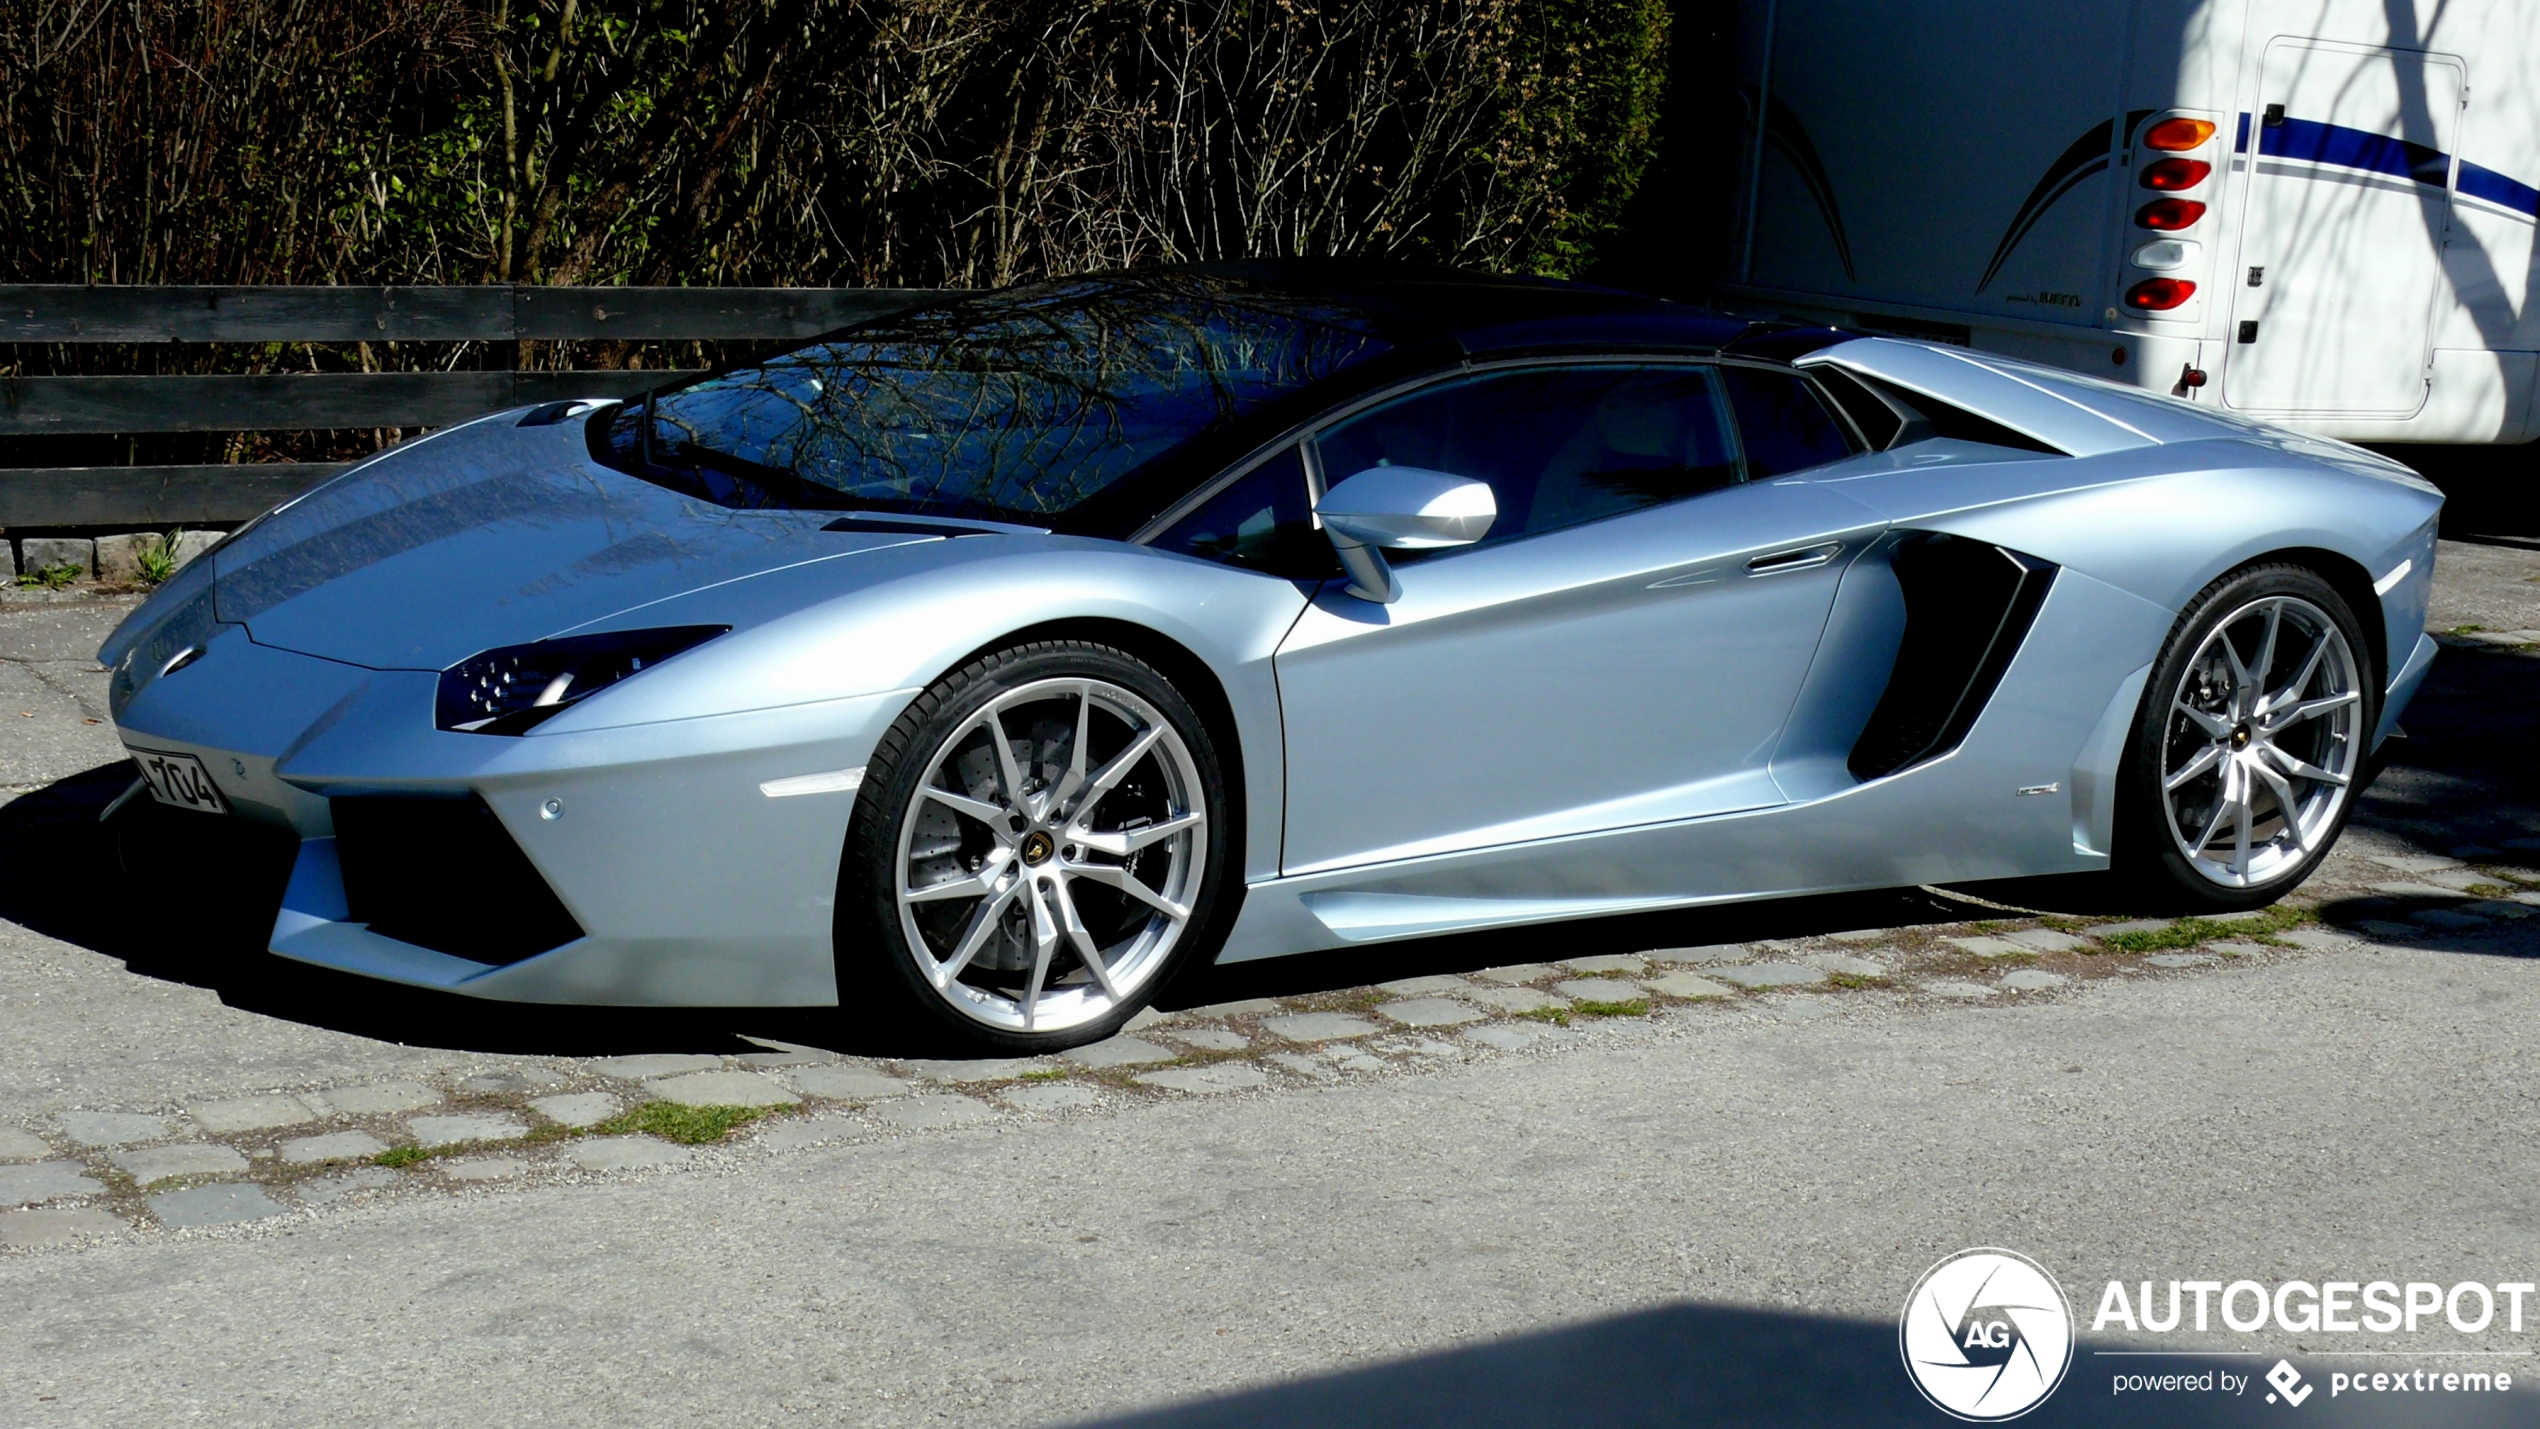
1;542;2534;1253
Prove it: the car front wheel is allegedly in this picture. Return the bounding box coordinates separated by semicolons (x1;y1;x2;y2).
2118;563;2375;910
841;640;1231;1052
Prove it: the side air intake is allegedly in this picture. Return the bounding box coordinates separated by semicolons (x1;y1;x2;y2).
333;795;584;965
1848;535;2058;781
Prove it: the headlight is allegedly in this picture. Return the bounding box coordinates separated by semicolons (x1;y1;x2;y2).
437;626;730;735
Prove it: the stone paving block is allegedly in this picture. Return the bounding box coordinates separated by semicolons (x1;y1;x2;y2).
2464;900;2536;919
1264;1052;1337;1080
1376;997;1484;1027
1135;1064;1271;1094
2413;909;2491;930
2275;927;2354;950
1999;970;2068;991
190;1094;317;1134
0;1127;50;1161
754;1115;870;1152
2003;929;2088;953
2146;953;2217;968
2357;920;2423;941
1800;954;1887;977
1463;1024;1552;1051
297;1168;396;1206
1335;1054;1387;1072
1559;954;1647;976
311;1081;438;1116
1553;978;1646;1003
2083;920;2172;938
1709;963;1828;989
0;1207;125;1247
1921;980;1998;999
1472;963;1557;984
735;1039;837;1066
2204;940;2273;957
1122;1008;1168;1031
1945;936;2031;958
1462;985;1570;1013
872;1094;996;1130
56;1111;168;1147
19;537;92;581
1002;1084;1100;1112
590;1054;723;1080
902;1058;1047;1084
111;1143;248;1185
279;1131;388;1166
2417;868;2497;892
1178;997;1285;1018
0;1162;104;1206
787;1067;912;1102
1061;1037;1178;1069
94;532;163;584
1643;944;1750;964
1376;975;1471;996
2369;853;2464;874
1263;1012;1379;1042
644;1070;801;1108
566;1136;691;1172
408;1114;528;1148
459;1070;567;1094
169;529;221;570
530;1093;619;1128
439;1158;529;1182
1165;1028;1249;1052
1644;972;1737;1000
149;1184;287;1227
2454;843;2505;859
2369;882;2470;900
1825;929;1892;943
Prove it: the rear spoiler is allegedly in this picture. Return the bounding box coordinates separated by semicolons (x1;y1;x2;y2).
1797;337;2244;455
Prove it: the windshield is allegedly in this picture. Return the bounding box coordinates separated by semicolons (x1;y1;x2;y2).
591;273;1391;524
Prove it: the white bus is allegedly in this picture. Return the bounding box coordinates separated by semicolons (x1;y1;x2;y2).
1720;0;2540;445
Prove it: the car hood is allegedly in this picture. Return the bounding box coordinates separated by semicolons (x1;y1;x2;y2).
173;412;957;672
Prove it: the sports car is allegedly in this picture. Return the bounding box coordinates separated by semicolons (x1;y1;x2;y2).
98;262;2442;1051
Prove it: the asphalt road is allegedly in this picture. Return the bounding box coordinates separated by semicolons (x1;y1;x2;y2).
4;529;2540;1427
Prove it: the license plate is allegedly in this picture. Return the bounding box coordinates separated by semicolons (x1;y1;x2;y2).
128;747;231;815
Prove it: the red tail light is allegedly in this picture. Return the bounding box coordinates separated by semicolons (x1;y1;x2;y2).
2141;158;2212;191
2125;278;2198;311
2136;198;2207;230
2143;118;2217;151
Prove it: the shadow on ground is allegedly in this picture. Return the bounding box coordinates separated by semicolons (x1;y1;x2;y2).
1074;1300;2536;1428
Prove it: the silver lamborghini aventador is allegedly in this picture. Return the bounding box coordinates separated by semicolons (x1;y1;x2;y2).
99;263;2443;1051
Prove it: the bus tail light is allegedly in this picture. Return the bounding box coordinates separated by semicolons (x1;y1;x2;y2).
2141;158;2212;191
2143;118;2217;151
2136;198;2207;230
2124;278;2198;311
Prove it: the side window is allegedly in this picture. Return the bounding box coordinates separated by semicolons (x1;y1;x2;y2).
1150;445;1339;580
1722;365;1857;478
1310;364;1738;549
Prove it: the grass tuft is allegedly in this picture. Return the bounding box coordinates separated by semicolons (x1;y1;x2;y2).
374;1144;433;1168
2099;904;2313;953
15;563;82;590
1827;972;1882;989
1020;1068;1071;1082
594;1101;784;1145
1571;998;1649;1018
1515;1007;1572;1026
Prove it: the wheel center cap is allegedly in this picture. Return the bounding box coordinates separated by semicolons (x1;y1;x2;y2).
2231;723;2252;748
1019;831;1055;866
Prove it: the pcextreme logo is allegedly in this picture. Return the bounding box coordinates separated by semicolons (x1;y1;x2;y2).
1900;1248;2076;1421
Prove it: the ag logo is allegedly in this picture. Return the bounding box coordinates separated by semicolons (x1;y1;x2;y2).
1899;1248;2075;1421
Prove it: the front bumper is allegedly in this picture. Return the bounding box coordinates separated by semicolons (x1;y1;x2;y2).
113;628;913;1006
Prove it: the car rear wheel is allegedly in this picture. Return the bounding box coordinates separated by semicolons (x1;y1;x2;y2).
841;640;1230;1052
2118;564;2374;910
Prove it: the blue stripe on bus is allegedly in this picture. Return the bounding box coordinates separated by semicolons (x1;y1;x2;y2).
2459;161;2540;217
2257;116;2449;186
2235;112;2250;153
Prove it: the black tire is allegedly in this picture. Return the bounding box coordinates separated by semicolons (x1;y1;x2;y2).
2115;562;2376;911
837;639;1236;1053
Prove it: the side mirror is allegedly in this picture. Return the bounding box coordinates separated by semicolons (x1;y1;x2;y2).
1314;467;1497;603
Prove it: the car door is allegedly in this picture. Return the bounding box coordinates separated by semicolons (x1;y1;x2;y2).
1272;359;1884;877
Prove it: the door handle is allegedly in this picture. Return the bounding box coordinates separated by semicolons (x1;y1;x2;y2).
1746;542;1844;576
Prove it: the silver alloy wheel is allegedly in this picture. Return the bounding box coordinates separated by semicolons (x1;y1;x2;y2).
893;676;1207;1033
2160;594;2362;888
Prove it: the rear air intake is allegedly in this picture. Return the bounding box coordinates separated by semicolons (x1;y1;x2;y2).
332;795;584;965
1848;535;2059;781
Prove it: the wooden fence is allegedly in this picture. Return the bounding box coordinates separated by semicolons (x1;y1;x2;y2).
0;285;946;527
